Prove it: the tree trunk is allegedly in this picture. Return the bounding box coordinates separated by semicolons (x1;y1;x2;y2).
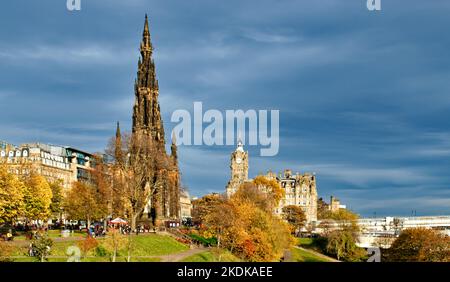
217;234;221;249
87;217;91;230
127;235;132;262
131;213;139;231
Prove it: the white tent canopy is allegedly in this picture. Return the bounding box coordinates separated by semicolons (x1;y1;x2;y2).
110;217;127;224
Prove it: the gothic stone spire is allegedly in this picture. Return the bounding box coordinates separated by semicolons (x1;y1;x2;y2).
132;15;164;145
115;121;121;139
115;121;123;165
171;131;178;162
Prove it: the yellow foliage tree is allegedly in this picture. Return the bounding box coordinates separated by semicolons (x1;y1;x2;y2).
0;165;25;224
282;205;307;234
252;175;284;209
22;174;53;222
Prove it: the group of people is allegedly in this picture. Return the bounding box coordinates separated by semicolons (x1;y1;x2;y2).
115;224;155;235
87;225;106;238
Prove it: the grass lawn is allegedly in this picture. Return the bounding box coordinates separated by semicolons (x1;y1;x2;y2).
297;237;327;252
181;250;240;262
8;233;186;262
12;230;85;241
297;238;314;247
290;247;332;262
128;234;189;256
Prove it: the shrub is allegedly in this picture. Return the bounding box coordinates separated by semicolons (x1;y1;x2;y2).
31;232;53;262
95;245;109;257
189;234;217;246
0;241;14;262
78;236;99;258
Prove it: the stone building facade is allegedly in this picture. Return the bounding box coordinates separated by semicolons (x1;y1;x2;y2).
0;140;93;190
225;142;318;223
265;169;318;223
179;189;192;220
328;196;346;212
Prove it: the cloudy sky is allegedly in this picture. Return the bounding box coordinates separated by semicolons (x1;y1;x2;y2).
1;0;449;217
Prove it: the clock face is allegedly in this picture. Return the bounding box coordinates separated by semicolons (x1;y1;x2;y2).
236;157;242;164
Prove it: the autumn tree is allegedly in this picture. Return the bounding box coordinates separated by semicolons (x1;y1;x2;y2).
22;173;53;222
122;134;158;230
107;132;170;230
89;155;113;222
103;228;127;262
384;228;450;262
282;205;307;235
253;175;284;210
63;181;107;229
231;175;284;214
204;200;235;248
317;197;331;219
204;184;294;262
192;193;225;225
230;189;294;262
78;236;99;259
0;165;25;224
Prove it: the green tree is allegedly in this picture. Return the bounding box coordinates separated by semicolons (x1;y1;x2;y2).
23;174;53;222
31;232;53;262
0;165;25;224
384;228;450;262
329;209;359;221
282;205;307;235
325;229;367;261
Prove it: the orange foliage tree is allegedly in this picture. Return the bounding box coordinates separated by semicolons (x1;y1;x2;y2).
204;183;294;262
385;228;450;262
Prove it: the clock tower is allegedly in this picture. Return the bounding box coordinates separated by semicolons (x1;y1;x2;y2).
226;140;249;198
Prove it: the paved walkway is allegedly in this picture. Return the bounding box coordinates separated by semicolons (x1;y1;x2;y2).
293;246;340;262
